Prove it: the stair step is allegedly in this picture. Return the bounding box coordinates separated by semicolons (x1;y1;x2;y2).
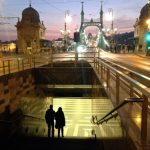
4;137;103;150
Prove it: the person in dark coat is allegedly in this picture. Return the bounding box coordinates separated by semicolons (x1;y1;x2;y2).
45;104;55;138
55;107;65;138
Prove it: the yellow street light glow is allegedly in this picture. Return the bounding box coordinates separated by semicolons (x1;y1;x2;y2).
60;30;64;33
105;13;112;21
67;29;71;33
102;28;105;32
65;14;72;23
146;19;150;26
114;28;117;31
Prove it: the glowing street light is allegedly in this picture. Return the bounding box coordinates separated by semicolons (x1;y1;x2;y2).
65;13;72;23
146;19;150;30
145;18;150;56
106;8;117;36
60;10;72;51
109;8;113;31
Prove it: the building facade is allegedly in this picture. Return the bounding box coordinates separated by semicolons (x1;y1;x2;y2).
0;41;16;52
134;1;150;53
15;4;46;54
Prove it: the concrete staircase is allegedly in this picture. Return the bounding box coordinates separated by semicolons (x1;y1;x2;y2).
3;137;103;150
1;97;133;150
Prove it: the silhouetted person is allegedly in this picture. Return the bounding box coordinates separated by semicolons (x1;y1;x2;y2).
55;107;65;138
45;105;55;138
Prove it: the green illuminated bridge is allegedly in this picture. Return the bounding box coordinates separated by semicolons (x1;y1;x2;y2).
0;50;150;150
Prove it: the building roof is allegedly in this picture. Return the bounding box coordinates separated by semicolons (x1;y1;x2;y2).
21;5;40;23
139;2;150;21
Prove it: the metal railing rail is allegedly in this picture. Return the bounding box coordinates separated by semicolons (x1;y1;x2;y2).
24;114;45;121
99;58;150;83
93;52;150;147
91;97;143;125
0;114;44;125
33;51;98;68
0;115;24;124
0;57;33;76
95;58;150;97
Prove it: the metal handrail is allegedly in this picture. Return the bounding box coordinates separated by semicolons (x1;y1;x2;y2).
96;58;150;97
0;115;24;124
24;114;45;121
92;97;143;125
0;114;44;125
98;57;150;82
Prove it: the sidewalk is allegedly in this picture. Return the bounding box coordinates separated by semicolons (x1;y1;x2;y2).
134;51;150;59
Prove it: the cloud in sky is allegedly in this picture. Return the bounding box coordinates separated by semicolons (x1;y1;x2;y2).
0;0;148;41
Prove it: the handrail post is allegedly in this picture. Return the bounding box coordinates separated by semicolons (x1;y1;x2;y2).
141;95;148;146
8;60;11;74
2;60;5;75
94;51;96;67
116;74;120;104
106;68;110;88
17;59;20;71
29;56;32;68
98;59;100;73
22;59;24;70
50;50;53;67
129;72;134;97
98;48;100;59
101;63;103;80
96;59;97;70
75;49;78;67
33;56;35;68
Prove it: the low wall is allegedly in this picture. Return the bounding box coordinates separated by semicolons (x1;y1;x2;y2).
0;69;35;119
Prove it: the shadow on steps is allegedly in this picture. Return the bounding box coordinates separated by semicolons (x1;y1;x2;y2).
2;137;103;150
1;136;134;150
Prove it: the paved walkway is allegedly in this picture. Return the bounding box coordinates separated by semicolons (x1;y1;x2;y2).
135;52;150;59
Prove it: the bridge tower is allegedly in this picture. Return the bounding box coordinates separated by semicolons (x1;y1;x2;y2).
79;2;86;45
100;0;104;29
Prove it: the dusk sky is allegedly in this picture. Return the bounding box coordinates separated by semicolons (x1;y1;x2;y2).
0;0;148;41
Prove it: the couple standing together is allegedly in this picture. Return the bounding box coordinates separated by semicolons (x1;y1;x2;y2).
45;105;65;138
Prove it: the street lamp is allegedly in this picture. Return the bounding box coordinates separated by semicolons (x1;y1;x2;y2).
60;10;72;51
106;8;117;36
109;8;113;32
146;19;150;30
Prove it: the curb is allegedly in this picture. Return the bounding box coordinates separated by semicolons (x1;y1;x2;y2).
135;54;150;59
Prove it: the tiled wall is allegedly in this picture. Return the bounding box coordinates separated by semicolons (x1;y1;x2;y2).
0;69;35;117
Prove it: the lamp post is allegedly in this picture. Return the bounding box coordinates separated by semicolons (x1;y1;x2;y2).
105;8;118;52
107;8;117;36
60;10;72;51
109;8;113;33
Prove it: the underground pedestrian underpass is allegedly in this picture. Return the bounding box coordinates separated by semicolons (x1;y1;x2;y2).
0;61;142;150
